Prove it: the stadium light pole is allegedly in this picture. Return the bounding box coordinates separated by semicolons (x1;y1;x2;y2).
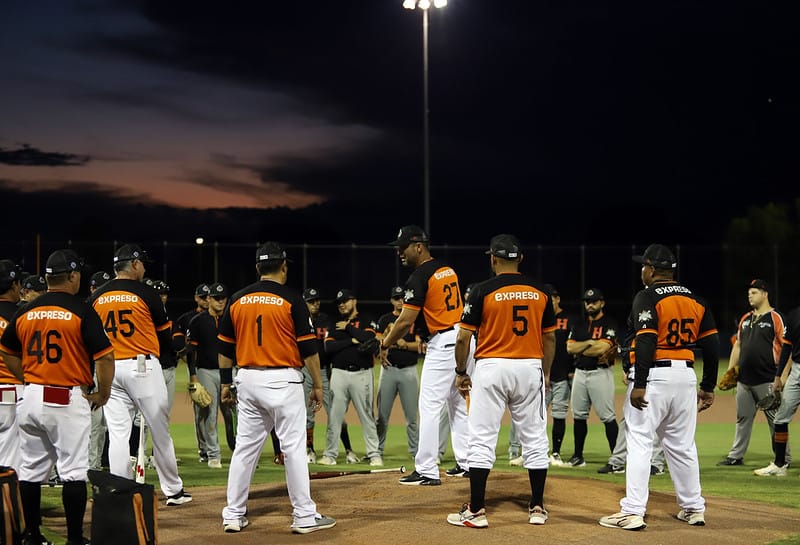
404;0;447;237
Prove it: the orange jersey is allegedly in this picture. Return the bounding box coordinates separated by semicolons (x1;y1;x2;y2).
0;300;23;384
0;291;113;386
89;279;171;359
402;258;462;337
459;273;557;359
218;280;317;368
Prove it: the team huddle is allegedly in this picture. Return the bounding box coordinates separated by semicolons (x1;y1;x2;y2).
0;228;797;542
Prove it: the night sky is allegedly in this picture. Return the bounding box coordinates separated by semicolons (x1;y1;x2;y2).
1;1;797;247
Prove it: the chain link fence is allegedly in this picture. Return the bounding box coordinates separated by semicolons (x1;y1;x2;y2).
2;238;793;353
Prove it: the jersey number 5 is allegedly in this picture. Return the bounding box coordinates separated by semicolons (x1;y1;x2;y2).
104;310;135;338
512;305;529;336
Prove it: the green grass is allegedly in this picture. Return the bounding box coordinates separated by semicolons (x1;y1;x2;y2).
37;360;800;544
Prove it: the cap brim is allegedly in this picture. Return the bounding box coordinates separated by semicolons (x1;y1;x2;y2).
632;255;645;264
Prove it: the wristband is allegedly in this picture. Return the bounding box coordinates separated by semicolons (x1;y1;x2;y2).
220;367;233;384
455;367;468;376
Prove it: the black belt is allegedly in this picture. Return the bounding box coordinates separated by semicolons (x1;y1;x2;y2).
578;364;610;371
653;360;693;368
430;326;454;337
334;365;369;372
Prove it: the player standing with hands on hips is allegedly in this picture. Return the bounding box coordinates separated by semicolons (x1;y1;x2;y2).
218;242;335;534
380;225;469;486
446;235;556;528
0;249;115;545
599;244;719;531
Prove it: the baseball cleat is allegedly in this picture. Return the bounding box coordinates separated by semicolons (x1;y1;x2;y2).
223;516;249;533
447;503;488;528
599;511;646;530
676;509;705;526
399;470;441;486
528;505;548;525
165;489;193;506
753;462;788;476
291;514;337;534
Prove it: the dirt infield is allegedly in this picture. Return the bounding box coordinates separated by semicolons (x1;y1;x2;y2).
42;391;800;543
49;471;799;545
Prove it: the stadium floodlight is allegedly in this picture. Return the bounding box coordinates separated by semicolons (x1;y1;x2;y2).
433;0;447;7
403;0;416;9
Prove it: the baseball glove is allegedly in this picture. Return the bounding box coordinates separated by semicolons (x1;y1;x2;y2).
717;366;739;391
757;389;782;411
188;382;212;408
598;341;617;366
357;337;381;356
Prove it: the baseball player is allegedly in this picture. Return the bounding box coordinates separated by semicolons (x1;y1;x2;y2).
718;279;791;466
0;249;115;545
447;234;556;528
512;284;577;467
174;282;212;461
300;288;358;464
218;242;336;534
380;225;469;486
186;282;230;468
753;303;800;476
376;286;421;458
564;288;619;467
598;317;667;475
0;260;23;469
599;244;719;530
20;274;47;303
88;243;192;506
320;289;382;466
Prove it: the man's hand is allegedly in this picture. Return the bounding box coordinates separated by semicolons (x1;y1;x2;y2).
630;387;648;410
83;390;109;411
221;384;237;405
309;386;324;413
697;389;714;412
455;374;471;400
336;320;349;330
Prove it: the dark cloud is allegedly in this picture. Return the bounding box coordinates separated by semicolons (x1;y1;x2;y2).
0;145;90;167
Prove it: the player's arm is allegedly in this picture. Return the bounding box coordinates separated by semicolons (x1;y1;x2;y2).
542;330;555;377
380;306;420;349
727;338;741;370
86;352;115;409
453;326;473;399
0;350;23;383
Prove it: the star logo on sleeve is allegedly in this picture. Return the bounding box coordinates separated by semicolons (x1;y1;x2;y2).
463;302;472;317
637;309;653;324
404;289;414;301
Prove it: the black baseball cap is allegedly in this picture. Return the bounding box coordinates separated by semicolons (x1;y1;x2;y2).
209;282;229;298
390;286;404;299
153;280;170;293
334;289;355;304
632;244;677;270
256;241;289;263
582;288;604;301
45;249;85;275
748;279;769;292
485;234;521;260
0;260;22;285
22;275;46;292
195;283;211;296
544;283;559;297
114;243;151;264
303;288;321;302
388;225;429;246
90;270;112;287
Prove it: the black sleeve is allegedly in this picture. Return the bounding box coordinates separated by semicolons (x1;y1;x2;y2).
697;333;720;392
632;333;656;389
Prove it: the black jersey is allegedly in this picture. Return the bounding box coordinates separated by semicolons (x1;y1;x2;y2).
568;313;619;370
325;314;377;371
735;308;789;385
377;311;418;369
187;311;221;372
551;308;576;382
